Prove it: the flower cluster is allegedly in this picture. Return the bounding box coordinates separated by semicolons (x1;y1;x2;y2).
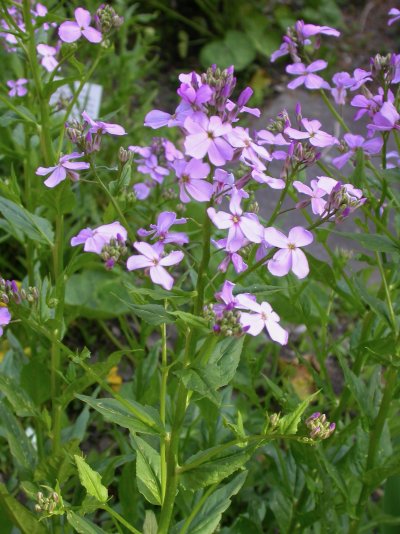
305;412;336;440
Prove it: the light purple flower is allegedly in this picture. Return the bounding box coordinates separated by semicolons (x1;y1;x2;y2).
316;176;364;202
295;21;340;39
285;118;338;148
144;102;192;129
271;42;290;63
350;88;386;121
37;44;58;72
71;222;128;254
293;180;327;215
134;182;151;200
368;101;400;132
264;226;313;279
137;154;169;183
212;169;234;202
207;189;263;252
0;308;11;337
251;170;285;190
126;242;184;290
349;68;373;91
137;212;188;245
331;72;353;105
286;61;330;90
226;127;271;169
7;78;28;97
59;7;102;43
332;134;383;169
213;239;248;274
178;82;212;108
388;8;400;26
173;158;212;203
82;111;126;136
36;152;90;188
184;114;233;166
236;294;288;345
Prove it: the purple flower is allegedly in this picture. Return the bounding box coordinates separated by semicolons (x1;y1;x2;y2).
36;152;89;188
368;101;400;133
59;8;102;43
388;8;400;26
0;308;11;337
226;127;271;169
251;170;285;190
316;176;364;202
236;294;288;345
134;182;151;200
136;154;169;183
173;158;212;203
349;68;373;91
332;134;383;169
212;169;234;202
264;226;313;279
184;114;233;167
293;180;327;215
178;82;212;108
286;61;330;90
212;239;248;274
295;21;340;39
207;189;263;252
271;42;291;63
285;118;338;148
126;242;184;290
331;72;353;105
37;44;58;72
350;89;386;121
137;212;188;245
82;111;126;136
144;102;192;129
7;78;28;97
213;280;241;314
71;222;128;254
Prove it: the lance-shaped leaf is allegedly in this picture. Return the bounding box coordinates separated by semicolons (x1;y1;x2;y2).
132;436;162;506
74;455;108;504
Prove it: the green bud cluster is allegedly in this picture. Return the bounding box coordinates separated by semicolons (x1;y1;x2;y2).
35;491;60;515
0;278;39;305
305;412;336;440
101;238;128;269
96;4;124;34
204;304;244;337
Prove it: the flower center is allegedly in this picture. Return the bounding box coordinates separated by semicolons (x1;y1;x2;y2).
152;258;159;265
207;130;215;139
288;243;296;250
232;215;240;223
181;174;190;183
261;312;268;321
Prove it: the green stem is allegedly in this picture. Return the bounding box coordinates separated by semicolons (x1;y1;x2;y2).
194;201;213;315
102;504;142;534
160;316;168;504
376;252;397;334
319;89;350;133
350;366;398;533
179;484;218;534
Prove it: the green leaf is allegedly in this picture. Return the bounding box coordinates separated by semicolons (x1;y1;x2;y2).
331;231;400;254
74;455;108;504
127;283;195;305
242;16;281;56
278;391;319;434
76;395;163;435
123;302;175;325
307;254;337;289
353;276;390;324
0;483;47;534
66;511;107;534
172;472;247;534
0;401;36;474
0;374;39;417
176;367;221;405
132;436;162;506
0;197;53;246
170;310;209;332
180;443;258;490
200;31;256;72
143;510;158;534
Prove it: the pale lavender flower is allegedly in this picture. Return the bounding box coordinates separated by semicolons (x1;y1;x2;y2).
82;111;126;136
331;72;353;105
295;21;340;39
59;7;102;43
332;134;383;169
134;182;151;200
173;158;212;203
316;176;364;202
178;82;212;108
137;212;188;245
212;169;234;202
126;242;184;290
184;114;233;166
236;294;288;345
36;152;89;188
388;8;400;26
71;222;127;254
7;78;28;97
349;68;373;91
286;61;330;90
207;189;263;252
264;226;313;279
137;154;169;183
144;102;192;129
37;44;58;72
368;101;400;132
350;89;385;121
285;118;338;147
251;169;285;190
0;307;11;337
293;180;328;215
226;127;271;169
212;239;248;274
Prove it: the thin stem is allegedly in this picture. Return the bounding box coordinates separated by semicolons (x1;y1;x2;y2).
376;252;397;334
160;314;168;504
179;484;218;534
102;504;142;534
194;201;213;315
319;89;350;133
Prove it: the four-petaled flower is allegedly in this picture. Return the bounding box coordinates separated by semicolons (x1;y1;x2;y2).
7;78;28;97
37;44;58;72
286;61;330;90
127;242;184;290
237;294;288;345
71;222;128;254
82;111;126;136
137;212;188;245
36;152;90;188
293;180;328;215
332;134;383;169
59;7;102;43
184;114;233;166
285;118;338;147
264;226;313;279
173;158;212;203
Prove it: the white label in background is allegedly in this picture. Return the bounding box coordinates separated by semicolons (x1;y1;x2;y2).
49;78;103;120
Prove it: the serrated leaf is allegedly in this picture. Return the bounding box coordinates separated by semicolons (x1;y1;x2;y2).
132;436;161;506
278;391;319;434
74;455;108;504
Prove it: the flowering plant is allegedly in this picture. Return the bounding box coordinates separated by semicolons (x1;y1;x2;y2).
0;2;399;533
